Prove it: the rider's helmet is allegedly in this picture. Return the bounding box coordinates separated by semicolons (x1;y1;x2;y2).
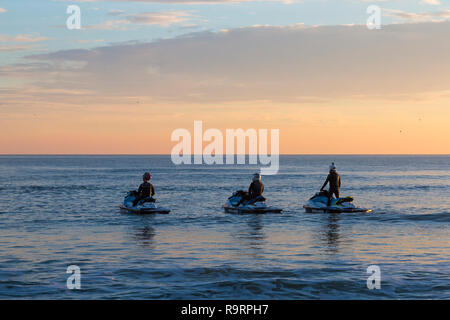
329;162;336;172
252;173;261;182
143;172;152;181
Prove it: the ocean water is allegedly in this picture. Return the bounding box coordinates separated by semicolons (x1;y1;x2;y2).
0;155;449;299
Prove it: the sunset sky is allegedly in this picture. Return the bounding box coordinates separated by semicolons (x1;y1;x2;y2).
1;0;449;154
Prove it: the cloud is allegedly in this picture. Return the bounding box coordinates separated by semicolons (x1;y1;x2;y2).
421;0;440;5
0;34;48;43
77;39;105;43
0;8;6;13
108;9;125;16
2;22;449;105
88;11;193;29
0;46;31;52
436;10;450;18
59;0;297;3
126;11;192;26
87;19;130;30
384;9;450;22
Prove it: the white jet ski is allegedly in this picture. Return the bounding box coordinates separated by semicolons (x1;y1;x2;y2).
120;191;170;214
223;190;282;214
303;190;371;213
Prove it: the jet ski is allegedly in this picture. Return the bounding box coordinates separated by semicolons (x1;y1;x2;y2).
303;190;371;213
223;190;282;214
119;191;170;214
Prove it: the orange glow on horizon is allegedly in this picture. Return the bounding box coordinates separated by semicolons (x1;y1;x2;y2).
1;97;449;155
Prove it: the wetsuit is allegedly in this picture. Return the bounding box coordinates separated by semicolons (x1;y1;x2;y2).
321;171;341;206
248;181;264;200
133;182;155;206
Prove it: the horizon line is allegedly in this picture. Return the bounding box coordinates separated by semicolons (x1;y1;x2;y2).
0;153;449;156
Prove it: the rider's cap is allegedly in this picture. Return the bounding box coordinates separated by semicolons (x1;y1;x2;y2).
143;172;152;181
329;162;336;171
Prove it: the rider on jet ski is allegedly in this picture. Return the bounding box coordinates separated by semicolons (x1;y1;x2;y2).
320;163;341;207
246;173;265;205
133;172;155;206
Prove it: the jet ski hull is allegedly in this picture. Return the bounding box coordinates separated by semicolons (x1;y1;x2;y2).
303;205;371;213
120;192;170;214
120;204;170;214
303;191;371;213
223;205;282;214
223;191;282;214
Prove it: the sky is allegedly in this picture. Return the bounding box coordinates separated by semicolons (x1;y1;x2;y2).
0;0;449;154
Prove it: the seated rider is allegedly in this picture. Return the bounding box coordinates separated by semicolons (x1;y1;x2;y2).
320;162;341;207
133;172;155;206
246;173;265;204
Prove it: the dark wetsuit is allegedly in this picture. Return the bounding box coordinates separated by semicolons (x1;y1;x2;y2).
248;181;264;200
133;182;155;206
321;171;341;206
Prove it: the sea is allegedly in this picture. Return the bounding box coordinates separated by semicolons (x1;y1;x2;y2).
0;155;449;299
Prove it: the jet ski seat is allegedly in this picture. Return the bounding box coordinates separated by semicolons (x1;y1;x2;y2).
335;196;353;205
245;195;266;205
138;197;156;205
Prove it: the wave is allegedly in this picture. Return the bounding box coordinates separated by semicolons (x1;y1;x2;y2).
6;185;107;192
403;212;450;223
351;184;448;192
371;211;450;223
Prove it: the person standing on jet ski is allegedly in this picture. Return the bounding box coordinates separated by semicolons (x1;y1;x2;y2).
320;163;341;207
133;172;155;206
246;173;265;204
